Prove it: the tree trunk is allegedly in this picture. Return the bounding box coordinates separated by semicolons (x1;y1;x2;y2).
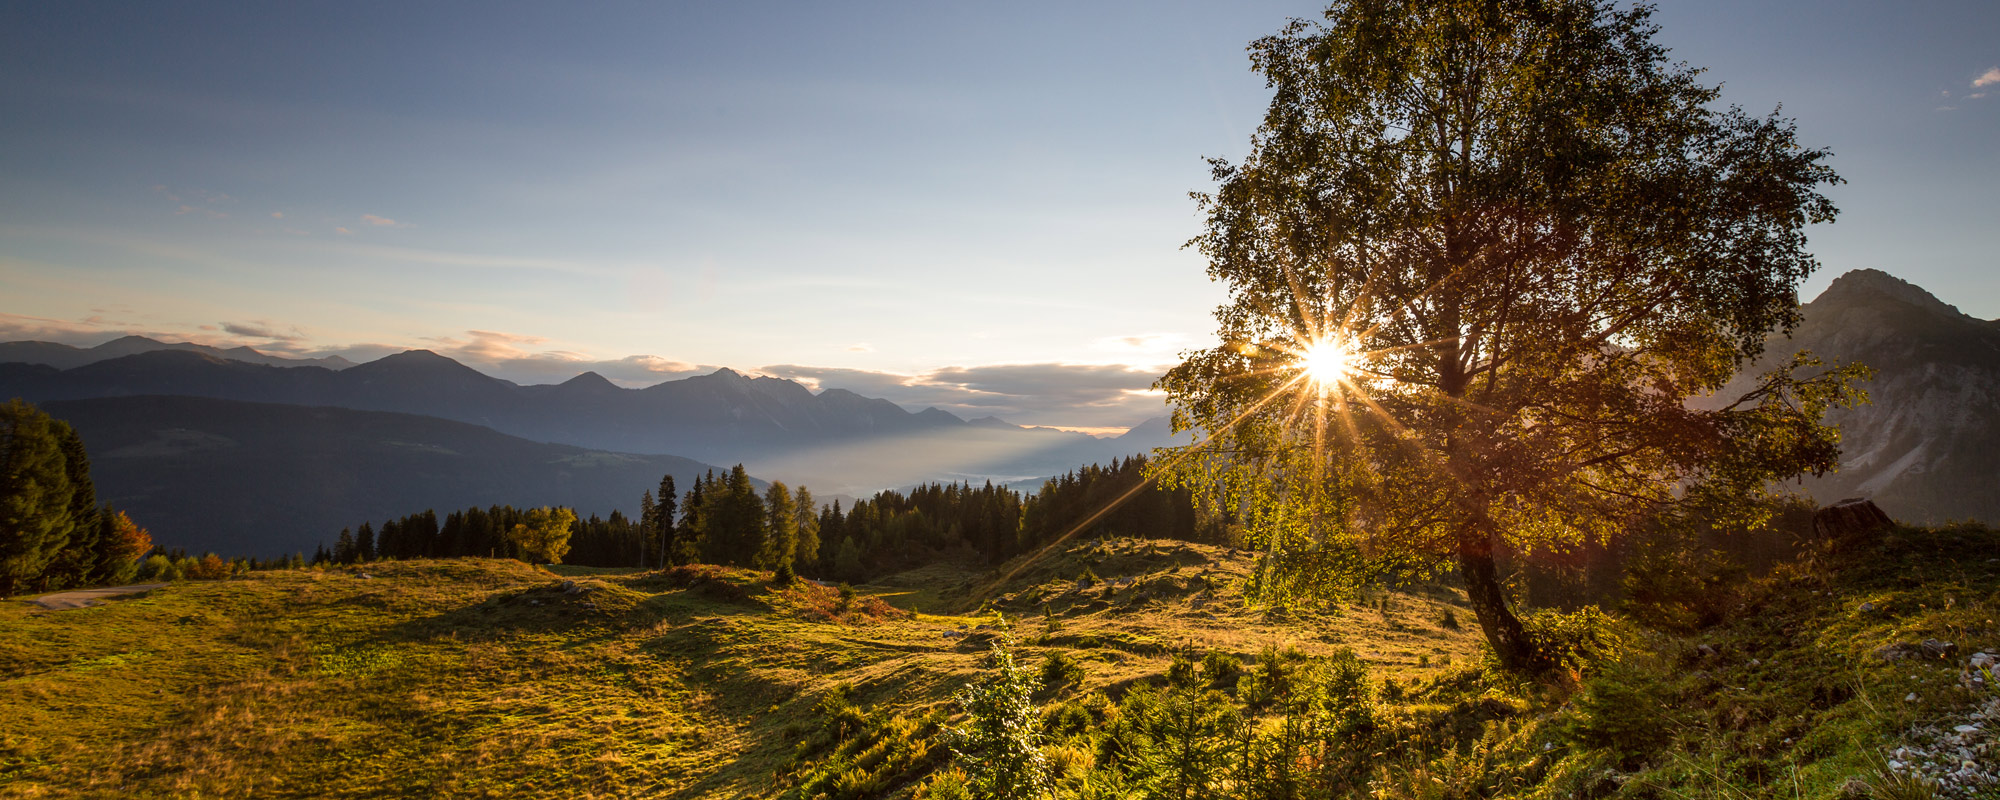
1456;527;1549;675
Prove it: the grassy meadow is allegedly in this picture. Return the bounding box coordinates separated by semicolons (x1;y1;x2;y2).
1;530;1995;799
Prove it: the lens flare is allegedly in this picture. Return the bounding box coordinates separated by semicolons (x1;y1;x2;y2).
1299;339;1353;388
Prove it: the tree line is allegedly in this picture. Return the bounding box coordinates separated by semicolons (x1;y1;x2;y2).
322;455;1231;580
0;399;155;597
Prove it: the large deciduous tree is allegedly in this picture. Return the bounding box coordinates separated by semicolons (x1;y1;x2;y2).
1152;0;1863;672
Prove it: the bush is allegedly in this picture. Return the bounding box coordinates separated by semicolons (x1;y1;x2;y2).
1201;649;1243;691
1561;664;1676;770
1516;607;1624;677
185;553;232;581
1038;651;1087;700
138;554;180;582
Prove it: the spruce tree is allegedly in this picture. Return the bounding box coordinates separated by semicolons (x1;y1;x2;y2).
793;486;819;576
681;476;707;565
655;474;677;568
761;481;794;571
638;489;657;568
946;630;1051;799
355;522;376;563
0;399;79;597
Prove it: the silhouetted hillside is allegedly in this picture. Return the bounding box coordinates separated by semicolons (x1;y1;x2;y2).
45;395;731;558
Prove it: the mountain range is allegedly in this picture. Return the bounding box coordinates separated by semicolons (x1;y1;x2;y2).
10;267;1992;557
0;335;355;371
0;345;1179;494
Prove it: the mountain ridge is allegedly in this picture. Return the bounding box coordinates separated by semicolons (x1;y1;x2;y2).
0;345;1176;493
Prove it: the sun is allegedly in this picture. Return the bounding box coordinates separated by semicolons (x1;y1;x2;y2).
1298;338;1353;387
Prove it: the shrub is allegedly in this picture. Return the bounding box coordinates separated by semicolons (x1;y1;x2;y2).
1517;606;1623;677
138;554;179;582
1201;648;1243;691
1561;663;1676;769
184;553;232;581
1037;651;1087;700
945;634;1051;799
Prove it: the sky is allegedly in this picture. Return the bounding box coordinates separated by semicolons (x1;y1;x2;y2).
2;1;1995;432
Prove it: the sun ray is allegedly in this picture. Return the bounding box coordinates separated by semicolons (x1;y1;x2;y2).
976;368;1320;592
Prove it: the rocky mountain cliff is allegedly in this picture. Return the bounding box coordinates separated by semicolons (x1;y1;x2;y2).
1757;269;2000;523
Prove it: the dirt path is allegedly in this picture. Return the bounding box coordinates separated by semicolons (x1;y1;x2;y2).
29;583;169;610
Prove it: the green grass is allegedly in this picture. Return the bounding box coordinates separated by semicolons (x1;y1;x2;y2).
0;541;1485;798
5;529;1990;798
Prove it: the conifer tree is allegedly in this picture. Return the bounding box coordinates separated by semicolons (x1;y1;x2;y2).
761;481;794;571
334;528;356;564
793;486;819;575
833;536;864;582
355;522;376;563
638;489;657;567
946;630;1051;799
655;474;677;568
0;399;80;597
91;509;152;586
44;423;99;588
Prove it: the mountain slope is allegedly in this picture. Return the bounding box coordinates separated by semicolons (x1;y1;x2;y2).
1752;269;2000;523
45;396;728;557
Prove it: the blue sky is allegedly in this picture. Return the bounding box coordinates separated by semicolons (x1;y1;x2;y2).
2;1;1994;431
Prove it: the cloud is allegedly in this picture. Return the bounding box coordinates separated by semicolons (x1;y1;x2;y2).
392;330;717;386
335;227;353;235
1976;67;2000;89
760;362;1170;428
270;212;283;219
220;320;306;341
155;185;231;217
846;343;873;352
0;312;315;356
360;214;410;228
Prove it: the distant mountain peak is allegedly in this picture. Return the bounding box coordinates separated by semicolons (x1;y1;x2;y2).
559;371;617;390
1815;269;1969;321
968;415;1019;429
384;349;450;361
913;407;966;425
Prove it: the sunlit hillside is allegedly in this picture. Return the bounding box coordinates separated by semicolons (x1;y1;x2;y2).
5;529;1996;799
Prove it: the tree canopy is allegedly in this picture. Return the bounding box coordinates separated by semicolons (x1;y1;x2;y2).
1150;0;1864;672
507;506;577;565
